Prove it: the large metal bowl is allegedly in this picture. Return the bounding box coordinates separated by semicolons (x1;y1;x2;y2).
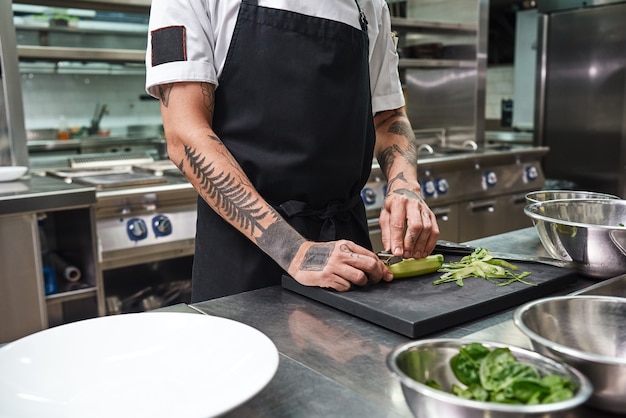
514;296;626;414
387;338;591;418
525;190;619;205
524;198;626;278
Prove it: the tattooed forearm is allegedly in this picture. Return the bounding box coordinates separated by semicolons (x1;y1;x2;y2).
300;243;335;271
184;145;269;235
376;144;402;175
158;83;173;107
257;220;306;270
374;109;405;130
200;82;215;121
375;109;418;173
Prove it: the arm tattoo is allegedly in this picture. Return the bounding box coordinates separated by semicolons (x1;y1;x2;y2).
374;109;405;130
257;221;306;270
375;110;418;175
184;144;306;270
376;144;402;175
158;83;173;107
200;82;214;121
184;145;269;235
299;243;335;271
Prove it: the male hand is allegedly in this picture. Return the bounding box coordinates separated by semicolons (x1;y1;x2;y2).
379;180;439;259
287;240;394;291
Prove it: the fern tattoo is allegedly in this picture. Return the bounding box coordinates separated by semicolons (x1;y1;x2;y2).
184;145;269;235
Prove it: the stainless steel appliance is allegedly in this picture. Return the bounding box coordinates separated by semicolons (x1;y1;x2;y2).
535;0;626;198
362;146;548;251
402;0;489;148
46;156;197;315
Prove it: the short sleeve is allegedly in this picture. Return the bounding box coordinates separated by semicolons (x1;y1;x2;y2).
145;0;218;98
368;1;405;114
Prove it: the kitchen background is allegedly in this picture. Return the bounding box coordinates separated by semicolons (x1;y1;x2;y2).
14;1;522;137
4;0;625;343
18;60;514;133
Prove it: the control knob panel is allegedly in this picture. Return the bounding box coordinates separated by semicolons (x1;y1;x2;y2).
126;218;148;241
152;214;173;237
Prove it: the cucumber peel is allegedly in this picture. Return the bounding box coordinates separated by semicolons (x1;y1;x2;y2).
388;254;444;278
434;247;535;287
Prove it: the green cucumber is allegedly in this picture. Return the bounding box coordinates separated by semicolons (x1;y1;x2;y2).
389;254;444;278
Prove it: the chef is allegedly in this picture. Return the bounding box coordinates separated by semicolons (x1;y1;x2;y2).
146;0;440;302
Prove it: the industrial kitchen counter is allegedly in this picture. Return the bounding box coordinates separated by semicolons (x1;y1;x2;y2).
0;174;96;216
183;228;612;417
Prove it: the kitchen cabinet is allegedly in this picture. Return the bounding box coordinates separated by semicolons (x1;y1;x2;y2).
0;176;98;343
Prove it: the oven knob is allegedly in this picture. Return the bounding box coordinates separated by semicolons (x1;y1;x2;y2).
360;187;377;206
525;165;539;181
435;178;449;194
422;180;436;197
483;171;497;188
127;218;148;241
152;215;173;237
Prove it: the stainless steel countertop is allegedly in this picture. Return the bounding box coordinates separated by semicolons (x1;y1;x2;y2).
180;228;614;417
0;174;96;216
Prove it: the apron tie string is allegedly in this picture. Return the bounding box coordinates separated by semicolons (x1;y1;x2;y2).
277;194;362;242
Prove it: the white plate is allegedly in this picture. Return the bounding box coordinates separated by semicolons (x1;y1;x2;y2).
0;166;28;182
0;313;279;418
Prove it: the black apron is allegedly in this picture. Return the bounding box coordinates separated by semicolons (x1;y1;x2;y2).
192;0;376;301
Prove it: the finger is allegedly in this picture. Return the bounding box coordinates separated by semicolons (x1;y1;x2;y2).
339;246;388;285
323;274;353;291
404;208;431;258
388;205;408;257
379;210;391;252
335;241;392;284
423;212;441;255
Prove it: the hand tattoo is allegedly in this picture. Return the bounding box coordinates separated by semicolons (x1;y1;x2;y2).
300;244;335;271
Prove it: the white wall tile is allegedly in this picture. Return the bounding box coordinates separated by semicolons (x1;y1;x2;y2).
20;72;161;136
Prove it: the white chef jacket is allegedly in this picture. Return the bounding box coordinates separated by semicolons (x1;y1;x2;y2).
146;0;404;114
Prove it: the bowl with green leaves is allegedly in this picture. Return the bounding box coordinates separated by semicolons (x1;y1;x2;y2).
387;339;592;418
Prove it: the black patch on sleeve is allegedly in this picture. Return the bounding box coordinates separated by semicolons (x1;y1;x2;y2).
151;26;187;67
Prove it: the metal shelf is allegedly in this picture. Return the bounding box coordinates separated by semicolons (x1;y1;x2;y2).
13;0;150;14
398;58;476;69
46;286;98;305
390;17;477;35
17;45;145;63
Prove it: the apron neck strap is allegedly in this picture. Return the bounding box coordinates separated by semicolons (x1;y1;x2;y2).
242;0;368;32
354;0;368;32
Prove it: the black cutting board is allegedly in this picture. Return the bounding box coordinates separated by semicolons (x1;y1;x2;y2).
281;256;578;338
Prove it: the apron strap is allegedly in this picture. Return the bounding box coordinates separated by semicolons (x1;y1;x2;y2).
277;194;363;242
242;0;367;32
354;0;368;32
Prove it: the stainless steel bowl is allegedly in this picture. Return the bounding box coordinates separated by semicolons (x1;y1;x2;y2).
524;198;626;278
387;338;591;418
514;296;626;414
525;190;619;205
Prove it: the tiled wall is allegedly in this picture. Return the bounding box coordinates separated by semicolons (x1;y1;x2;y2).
485;65;514;121
20;72;161;136
20;65;515;135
